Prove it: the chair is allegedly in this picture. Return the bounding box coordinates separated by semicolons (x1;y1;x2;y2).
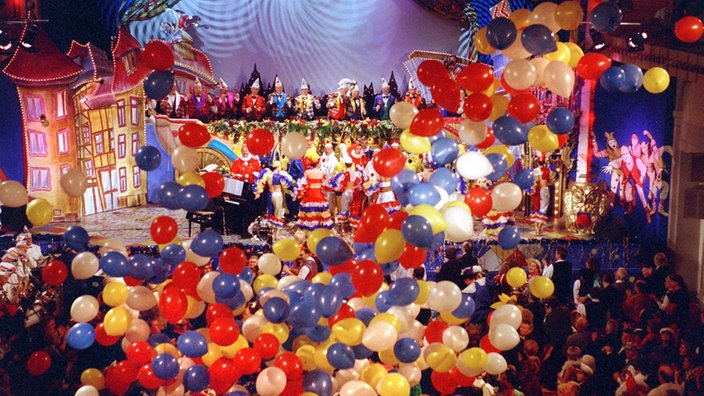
187;211;215;237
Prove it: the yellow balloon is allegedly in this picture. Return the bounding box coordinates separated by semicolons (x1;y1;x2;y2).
253;274;278;293
332;318;366;346
201;342;224;366
312;271;332;285
220;335;249;358
379;348;401;366
529;276;555;299
459;347;488;370
528;125;559;153
184;295;206;319
81;368;105;389
375;229;405;264
26;198;53;227
502;38;531;60
440;310;468;325
509;9;532;30
506;267;528;288
361;363;388;388
262;322;290;344
370;312;401;332
103;306;132;336
154;342;180;357
158;237;182;252
307;228;334;256
296;344;317;371
176;171;205;187
314;341;335;373
273;238;301;262
490;94;509;121
103;282;129;307
482;78;501;97
425;344;456;373
378;373;411;396
643;67;670;94
415;280;430;305
554;1;585;31
482;145;515;167
400;129;431;154
474;27;496;55
544;42;570;63
409;204;446;234
442;200;471;213
564;42;584;69
292;335;316;352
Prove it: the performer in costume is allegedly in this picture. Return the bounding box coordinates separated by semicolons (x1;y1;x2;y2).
253;161;293;229
375;176;401;214
286;157;305;222
319;143;339;218
214;78;239;120
1;233;36;305
229;145;262;236
374;78;397;120
346;85;366;120
358;136;374;160
404;79;427;110
331;159;364;229
592;131;623;201
268;76;292;121
529;154;555;236
159;82;187;118
242;78;267;121
295;79;321;121
295;162;334;231
327;79;351;120
185;78;213;123
606;146;651;222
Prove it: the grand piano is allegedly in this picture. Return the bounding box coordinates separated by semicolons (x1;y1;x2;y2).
221;176;250;236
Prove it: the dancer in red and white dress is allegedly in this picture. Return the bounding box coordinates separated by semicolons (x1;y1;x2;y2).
375;176;401;214
295;163;334;231
331;160;363;228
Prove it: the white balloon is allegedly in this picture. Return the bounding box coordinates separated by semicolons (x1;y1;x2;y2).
389;101;419;130
458;119;488;146
258;288;289;306
278;275;302;290
544;60;575;98
485;352;508;375
171;145;199;173
71;252;99;280
427;281;462;312
239;279;254;302
196;271;220;304
489;323;521;351
70;295;100;323
156;382;184;396
455;151;493;180
491;182;523;212
127;285;158;311
362;321;398;352
503;59;536;90
442;326;470;352
398;364;422;386
530;57;550;87
347;297;372;312
491;304;523;329
242;314;268;342
530;2;561;32
335;367;360;387
443;205;474;242
258;253;282;275
386;306;414;333
75;385;99;396
281;132;308;160
339;380;376;396
256;367;287;396
125;318;151;343
399;320;426;342
0;180;28;207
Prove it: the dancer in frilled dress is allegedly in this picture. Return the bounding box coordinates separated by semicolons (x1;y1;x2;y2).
295;162;334;231
529;154;555;235
331;159;362;229
374;176;401;214
253;161;293;229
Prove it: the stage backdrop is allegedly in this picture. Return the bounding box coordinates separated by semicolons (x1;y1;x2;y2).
591;73;675;249
113;0;462;95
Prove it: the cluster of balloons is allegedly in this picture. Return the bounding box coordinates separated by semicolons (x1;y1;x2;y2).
142;41;176;100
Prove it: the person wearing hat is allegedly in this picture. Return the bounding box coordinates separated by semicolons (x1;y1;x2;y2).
229;145;263;236
185;77;213;123
213;78;239;120
530;152;555;236
1;233;36;304
345;85;366;120
295;78;321;121
326;79;351;120
253;161;293;230
294;161;334;231
460;265;493;324
404;79;427;110
373;78;397;120
159;82;187;118
268;76;291;121
330;158;362;230
319;142;339;217
242;78;267;121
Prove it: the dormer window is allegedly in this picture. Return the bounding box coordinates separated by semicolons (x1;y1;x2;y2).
121;49;138;75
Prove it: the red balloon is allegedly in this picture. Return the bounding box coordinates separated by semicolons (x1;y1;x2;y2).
417;60;450;87
178;123;210;148
208;357;240;394
675;16;704;43
126;341;155;367
171;261;201;297
431;369;458;395
142;40;174;71
410;108;445;137
387;211;408;230
451;366;475;387
475;127;496;149
159;283;188;324
328;303;355;328
246;128;275;156
425;319;448;344
359;204;391;240
577;212;592;228
275;352;304;379
456;62;494;93
431;78;461;112
500;74;531;95
202;171;225;198
576;53;612;80
372;148;406;178
210;317;240;346
26;350;51;376
150;215;178;244
398;243;427;269
219;246;247;274
206;302;234;325
507;93;541;123
123;275;143;287
137;364;164;390
463;93;493;122
480;334;501;354
42;259;67;286
95;322;121;346
234;347;262;375
557;133;569;148
352;259;384;297
253;333;280;360
465;187;493;217
281;378;305;396
328;258;356;276
106;360;138;396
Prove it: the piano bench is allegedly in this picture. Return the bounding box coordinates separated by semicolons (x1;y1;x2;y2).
187;211;215;237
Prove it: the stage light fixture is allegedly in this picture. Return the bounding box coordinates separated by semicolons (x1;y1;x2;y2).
589;28;607;52
20;23;39;51
0;29;12;52
627;31;647;52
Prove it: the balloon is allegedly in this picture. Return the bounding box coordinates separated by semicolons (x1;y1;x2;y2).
456;62;494;93
507;93;540;123
263;297;289;323
461;92;491;121
530;2;560;32
643;67;670;94
246;128;275;156
409;108;444;137
152;353;179;380
491;182;523;212
544;60;574;98
528;125;559;153
374;229;405;264
457;119;487;146
555;1;584;31
0;180;28;207
281;132;308;160
590;1;623;32
303;369;333;396
378;373;410;396
60;168;88;197
502;59;536;91
183;364;209;392
512;168;536;191
529;275;555;298
399;129;430;154
67;322;96;350
42;259;68;286
372;148;406;178
408;203;446;234
619;63;644;93
27;350;51;376
431;77;461;111
142;40;174;70
103;281;129;307
144;70;175;99
64;226;90;250
178;123;210;148
191;229;223;258
72;252;99;280
256;367;287;396
464;186;492;217
455;151;493;180
362;321;398;352
352;260;384;297
443;325;470;352
177;184;209;211
104;306;132;336
389;101;419;130
317;236;353;266
474;26;496;55
326;342;355;369
600;66;625;91
258;253;283;275
485;153;508;182
177;331;208;358
576;52;612;80
306;228;334;256
501;38;531;60
546;107;575;134
485;352;508;375
493;115;527;145
489;323;520;350
407;182;440;207
427;281;462;312
675;16;704;43
159;283;188;324
219;246;247;274
135;145;162;171
486;17;517;50
275;352;304;379
81;368;105;389
443;205;474;242
157;182;181;209
273;238;301;262
521;24;557;55
430;138;459;165
150;216;178;245
171;146;199;173
562;42;584;69
26;198;53;227
417;59;450;87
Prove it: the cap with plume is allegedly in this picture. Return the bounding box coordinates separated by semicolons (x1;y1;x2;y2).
301;78;308;90
338;78;352;89
251;78;260;89
381;78;389;89
219;78;228;90
274;76;283;88
408;79;416;90
193;77;202;87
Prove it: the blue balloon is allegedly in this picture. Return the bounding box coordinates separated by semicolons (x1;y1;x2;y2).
303;369;333;396
391;168;421;191
316;236;353;266
498;226;521;249
428;167;459;194
380;260;399;276
157;182;182;209
288;300;320;329
401;215;434;248
144;70;175;99
486;17;517;50
375;290;393;312
191;229;223;257
317;285;343;318
263;297;290;323
485;153;508;182
394;338;421;363
590;2;623;32
388;277;420;306
600;66;625;91
452;294;477;318
100;251;129;277
64;226;89;250
430;138;459;165
177;330;208;357
306;325;332;343
430;231;445;250
352;343;373;359
619;64;644;93
152;353;180;380
135;145;162;171
177;184;209;212
408;182;441;206
66;322;95;350
353;242;374;254
129;254;156;280
160;243;186;266
148;333;171;347
239;267;255;284
355;246;376;262
212;273;241;299
545;107;575;135
327;343;355;369
512;168;536;191
329;272;355;298
148;258;170;284
356;308;377;325
183;364;209;392
493;116;528;145
521;24;557;55
215;290;245;310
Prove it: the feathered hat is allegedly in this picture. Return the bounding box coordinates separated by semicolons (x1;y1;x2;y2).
219;78;228;90
251;78;260;89
193;77;202;87
274;76;283;88
408;79;417;90
381;78;389;89
301;78;308;90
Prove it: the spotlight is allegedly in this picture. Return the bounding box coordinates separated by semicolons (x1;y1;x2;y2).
20;24;38;51
589;28;607;52
627;31;647;52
